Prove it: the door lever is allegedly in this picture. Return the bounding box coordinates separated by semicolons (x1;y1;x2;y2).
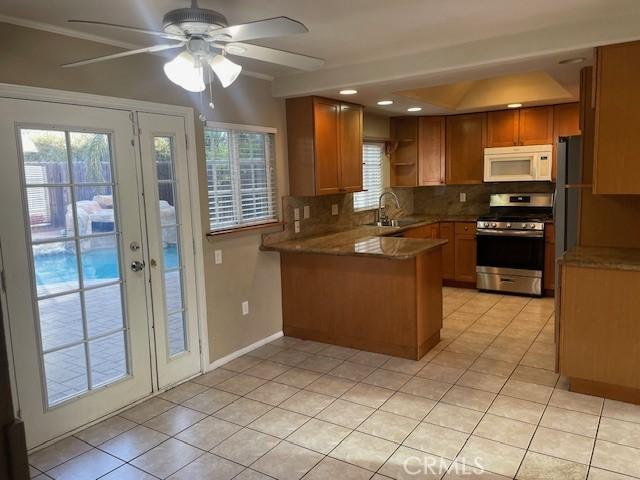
130;260;145;272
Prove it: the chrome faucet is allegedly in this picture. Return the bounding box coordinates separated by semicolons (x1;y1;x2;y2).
377;191;401;226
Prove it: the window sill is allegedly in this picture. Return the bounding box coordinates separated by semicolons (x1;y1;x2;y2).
206;221;284;238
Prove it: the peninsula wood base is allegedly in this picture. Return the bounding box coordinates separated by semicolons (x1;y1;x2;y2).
570;378;640;405
280;249;444;361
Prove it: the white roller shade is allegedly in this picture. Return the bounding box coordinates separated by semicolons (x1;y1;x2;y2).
354;143;384;211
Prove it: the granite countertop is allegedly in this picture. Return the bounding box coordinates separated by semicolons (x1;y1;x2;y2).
560;246;640;271
260;215;476;260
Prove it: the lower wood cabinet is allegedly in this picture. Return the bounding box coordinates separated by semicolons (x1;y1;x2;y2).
454;222;477;283
439;223;455;281
544;224;555;291
560;262;640;403
402;223;439;239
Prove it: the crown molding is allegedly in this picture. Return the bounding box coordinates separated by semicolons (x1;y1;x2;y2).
0;14;274;81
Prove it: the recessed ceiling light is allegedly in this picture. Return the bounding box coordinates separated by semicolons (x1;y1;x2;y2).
507;103;523;108
559;57;586;65
407;107;422;112
377;100;393;106
339;89;358;95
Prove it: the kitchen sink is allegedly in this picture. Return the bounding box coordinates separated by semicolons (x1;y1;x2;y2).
366;217;422;227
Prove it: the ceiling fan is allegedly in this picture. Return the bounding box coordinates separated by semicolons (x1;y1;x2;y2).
61;0;324;94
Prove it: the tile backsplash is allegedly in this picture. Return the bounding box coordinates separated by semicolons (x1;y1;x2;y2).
265;182;554;243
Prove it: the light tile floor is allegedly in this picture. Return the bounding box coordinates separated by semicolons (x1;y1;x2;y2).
29;287;640;480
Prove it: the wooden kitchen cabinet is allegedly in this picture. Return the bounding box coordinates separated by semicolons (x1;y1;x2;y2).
439;222;455;281
454;222;477;283
518;106;554;145
402;223;439;239
286;96;363;196
592;40;640;194
551;102;581;181
418;117;446;186
486;109;519;147
446;113;486;185
390;116;445;187
559;260;640;403
486;106;553;148
544;224;555;292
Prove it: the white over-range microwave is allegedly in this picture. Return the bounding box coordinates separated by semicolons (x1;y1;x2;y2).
484;144;553;182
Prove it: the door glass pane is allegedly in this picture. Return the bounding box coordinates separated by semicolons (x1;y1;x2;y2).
85;285;124;337
89;332;127;388
44;344;88;406
154;136;188;356
38;294;84;351
27;186;74;241
33;241;79;297
70;132;113;184
19;127;130;407
21;129;70;184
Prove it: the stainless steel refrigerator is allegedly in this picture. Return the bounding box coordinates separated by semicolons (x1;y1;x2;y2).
554;135;582;284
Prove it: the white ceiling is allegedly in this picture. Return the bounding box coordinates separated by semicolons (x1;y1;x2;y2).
2;0;640;115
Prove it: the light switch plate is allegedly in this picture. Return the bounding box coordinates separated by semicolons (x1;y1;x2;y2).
214;249;223;264
294;221;300;233
303;205;310;219
294;208;300;221
331;204;339;216
242;301;249;316
459;192;467;202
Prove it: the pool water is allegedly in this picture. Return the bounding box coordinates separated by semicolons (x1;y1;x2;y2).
34;245;178;285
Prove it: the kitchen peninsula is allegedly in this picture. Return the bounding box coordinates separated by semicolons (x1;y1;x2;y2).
262;225;447;360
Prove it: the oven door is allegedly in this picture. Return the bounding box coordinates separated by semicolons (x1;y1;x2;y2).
476;229;545;295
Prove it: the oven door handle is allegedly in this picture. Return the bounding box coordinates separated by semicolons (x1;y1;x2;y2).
477;229;544;238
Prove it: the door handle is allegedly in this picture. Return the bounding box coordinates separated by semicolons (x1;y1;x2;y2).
130;260;145;272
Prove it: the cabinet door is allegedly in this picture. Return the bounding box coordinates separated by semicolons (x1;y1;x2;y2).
402;224;434;238
518;106;554;145
445;113;486;185
552;102;581;181
593;41;640;194
418;116;445;186
454;223;477;283
338;103;363;192
390;117;418;187
439;222;455;280
313;99;341;195
486;109;519;147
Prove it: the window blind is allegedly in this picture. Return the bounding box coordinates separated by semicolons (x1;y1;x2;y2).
24;164;51;226
354;143;384;211
204;126;278;231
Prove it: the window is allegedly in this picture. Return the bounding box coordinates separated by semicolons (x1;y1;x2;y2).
353;142;384;211
204;124;278;232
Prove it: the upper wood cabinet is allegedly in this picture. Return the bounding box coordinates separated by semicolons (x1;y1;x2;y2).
486;106;554;147
486;110;519;147
446;113;486;185
286;96;363;196
551;102;580;181
418;117;446;186
592;41;640;194
390;116;445;187
390;117;419;187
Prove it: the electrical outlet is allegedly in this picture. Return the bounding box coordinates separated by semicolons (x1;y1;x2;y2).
303;205;310;219
331;204;339;216
294;220;300;233
214;249;223;264
294;208;300;221
459;192;467;202
242;301;249;316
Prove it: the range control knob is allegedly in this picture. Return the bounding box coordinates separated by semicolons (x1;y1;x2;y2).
491;222;497;228
505;223;512;229
529;223;536;229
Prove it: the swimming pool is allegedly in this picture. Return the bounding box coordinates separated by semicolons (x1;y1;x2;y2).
34;245;179;285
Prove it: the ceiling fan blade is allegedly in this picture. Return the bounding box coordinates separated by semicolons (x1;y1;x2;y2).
209;17;308;42
225;42;324;71
61;43;184;68
68;20;185;41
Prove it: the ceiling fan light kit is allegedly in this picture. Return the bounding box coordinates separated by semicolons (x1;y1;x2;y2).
61;0;324;118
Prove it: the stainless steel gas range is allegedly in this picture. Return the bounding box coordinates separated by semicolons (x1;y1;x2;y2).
476;193;553;296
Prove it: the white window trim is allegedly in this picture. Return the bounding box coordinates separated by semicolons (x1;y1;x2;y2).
204;121;279;233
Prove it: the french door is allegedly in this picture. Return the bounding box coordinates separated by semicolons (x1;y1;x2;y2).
0;98;201;449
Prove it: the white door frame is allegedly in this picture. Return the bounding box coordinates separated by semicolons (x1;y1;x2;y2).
0;83;209;419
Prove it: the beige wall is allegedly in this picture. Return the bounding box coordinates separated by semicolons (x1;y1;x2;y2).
0;23;287;362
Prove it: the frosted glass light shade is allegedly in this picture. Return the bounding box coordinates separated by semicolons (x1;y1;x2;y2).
163;51;205;92
208;54;242;88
